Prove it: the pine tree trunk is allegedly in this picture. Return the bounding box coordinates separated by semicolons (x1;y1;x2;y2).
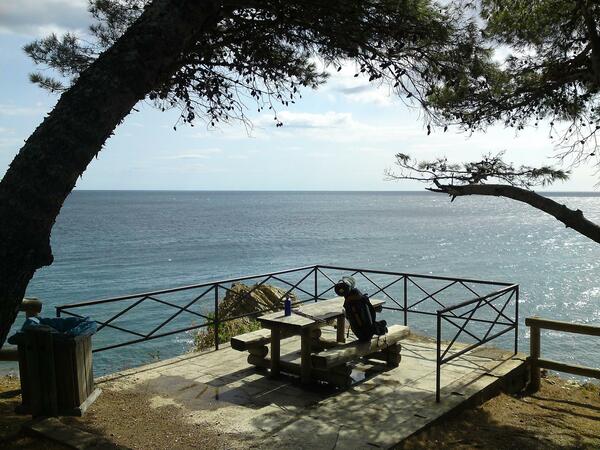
0;0;222;348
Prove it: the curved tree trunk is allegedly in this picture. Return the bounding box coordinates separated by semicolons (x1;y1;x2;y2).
429;183;600;244
0;0;223;348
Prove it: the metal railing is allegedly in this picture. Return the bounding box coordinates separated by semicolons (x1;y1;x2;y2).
435;284;518;401
56;264;519;401
56;265;319;353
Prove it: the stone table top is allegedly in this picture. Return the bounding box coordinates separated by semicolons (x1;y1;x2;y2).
257;297;385;329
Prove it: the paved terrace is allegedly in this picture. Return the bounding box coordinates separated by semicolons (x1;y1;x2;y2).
96;328;527;449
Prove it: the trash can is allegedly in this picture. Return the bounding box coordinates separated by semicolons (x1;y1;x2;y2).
8;316;99;416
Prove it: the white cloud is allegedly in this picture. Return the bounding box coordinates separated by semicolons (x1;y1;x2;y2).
188;124;268;141
254;110;423;144
226;154;249;160
229;107;562;171
0;126;22;151
339;86;394;106
306;151;332;159
0;127;24;157
159;148;223;160
323;63;397;107
0;103;48;116
256;111;353;129
352;146;394;154
0;0;90;37
0;137;21;151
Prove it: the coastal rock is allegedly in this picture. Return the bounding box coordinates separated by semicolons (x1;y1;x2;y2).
219;283;298;319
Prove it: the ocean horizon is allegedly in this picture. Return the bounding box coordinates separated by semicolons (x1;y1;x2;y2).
73;189;600;195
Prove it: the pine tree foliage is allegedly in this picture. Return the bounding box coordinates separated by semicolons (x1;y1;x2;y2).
387;152;570;189
24;0;487;128
428;0;600;165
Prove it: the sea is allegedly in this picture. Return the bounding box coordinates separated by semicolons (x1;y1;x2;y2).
2;191;599;377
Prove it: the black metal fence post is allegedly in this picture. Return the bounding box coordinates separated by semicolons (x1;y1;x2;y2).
403;276;408;326
214;285;219;351
436;311;442;403
55;307;61;318
314;266;318;302
514;285;519;354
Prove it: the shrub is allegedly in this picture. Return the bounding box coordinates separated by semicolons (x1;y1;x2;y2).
192;314;261;352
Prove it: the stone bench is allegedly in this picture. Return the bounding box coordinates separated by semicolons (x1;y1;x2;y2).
231;327;325;357
236;324;409;389
229;328;337;355
230;329;272;352
311;324;410;370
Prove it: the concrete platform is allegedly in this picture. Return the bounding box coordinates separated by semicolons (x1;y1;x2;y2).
96;330;527;449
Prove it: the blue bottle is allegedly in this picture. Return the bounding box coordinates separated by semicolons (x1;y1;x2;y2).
284;296;292;316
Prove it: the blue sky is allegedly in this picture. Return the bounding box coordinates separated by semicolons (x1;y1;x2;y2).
0;0;598;191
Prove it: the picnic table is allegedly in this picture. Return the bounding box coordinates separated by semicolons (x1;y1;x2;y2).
257;297;385;383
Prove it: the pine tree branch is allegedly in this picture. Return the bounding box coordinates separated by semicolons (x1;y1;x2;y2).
429;183;600;245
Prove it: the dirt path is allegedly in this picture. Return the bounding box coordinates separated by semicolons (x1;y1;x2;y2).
0;374;233;450
62;383;233;449
2;374;599;449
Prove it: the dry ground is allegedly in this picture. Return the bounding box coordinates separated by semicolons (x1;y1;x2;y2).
0;375;67;449
398;376;600;450
1;374;599;449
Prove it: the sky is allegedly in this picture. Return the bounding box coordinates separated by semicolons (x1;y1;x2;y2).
0;0;598;191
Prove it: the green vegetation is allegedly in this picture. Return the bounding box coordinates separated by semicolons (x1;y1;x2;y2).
192;314;261;352
390;1;600;246
24;0;481;129
431;0;600;159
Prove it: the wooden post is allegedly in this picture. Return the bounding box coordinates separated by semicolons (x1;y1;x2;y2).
529;324;541;392
270;326;280;377
336;316;346;343
300;328;312;384
524;317;600;386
